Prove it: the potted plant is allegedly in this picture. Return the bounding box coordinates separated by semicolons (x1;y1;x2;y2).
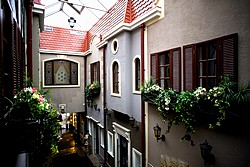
85;81;101;101
11;79;61;166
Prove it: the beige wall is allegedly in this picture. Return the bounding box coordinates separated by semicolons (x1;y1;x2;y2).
147;0;250;166
40;54;85;113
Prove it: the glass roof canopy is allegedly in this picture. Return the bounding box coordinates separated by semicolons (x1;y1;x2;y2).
41;0;117;30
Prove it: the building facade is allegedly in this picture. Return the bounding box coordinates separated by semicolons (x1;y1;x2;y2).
146;1;250;167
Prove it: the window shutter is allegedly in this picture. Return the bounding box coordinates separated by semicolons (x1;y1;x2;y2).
97;61;100;83
171;48;181;92
151;54;158;80
183;45;195;91
221;33;238;82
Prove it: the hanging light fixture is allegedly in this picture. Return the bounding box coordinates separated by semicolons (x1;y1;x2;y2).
68;17;76;28
153;123;165;142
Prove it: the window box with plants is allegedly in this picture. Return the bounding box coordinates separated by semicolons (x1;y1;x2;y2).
141;75;250;145
85;81;101;103
11;78;61;166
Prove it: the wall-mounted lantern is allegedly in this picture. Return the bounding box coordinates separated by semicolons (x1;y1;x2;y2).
153;124;165;142
129;117;139;129
68;17;76;28
199;140;215;165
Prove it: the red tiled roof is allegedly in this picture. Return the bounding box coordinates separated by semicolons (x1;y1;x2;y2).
40;26;87;52
34;0;42;5
40;0;156;52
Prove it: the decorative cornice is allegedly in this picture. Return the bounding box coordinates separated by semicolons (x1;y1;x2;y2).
40;49;87;56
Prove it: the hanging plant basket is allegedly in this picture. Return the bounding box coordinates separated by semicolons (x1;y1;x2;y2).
85;81;101;101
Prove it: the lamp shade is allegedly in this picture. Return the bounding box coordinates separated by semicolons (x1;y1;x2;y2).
153;124;161;138
68;17;76;28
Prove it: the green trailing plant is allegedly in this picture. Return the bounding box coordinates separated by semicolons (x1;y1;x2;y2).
11;78;61;166
85;81;101;101
140;77;163;104
141;75;250;145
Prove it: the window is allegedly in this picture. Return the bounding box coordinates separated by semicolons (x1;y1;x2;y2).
43;59;79;87
133;57;141;92
107;131;114;156
91;61;100;83
151;48;181;91
111;38;119;54
112;61;119;94
132;148;142;167
100;128;104;148
183;33;238;91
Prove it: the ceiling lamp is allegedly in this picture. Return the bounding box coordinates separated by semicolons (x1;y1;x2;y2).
68;17;76;28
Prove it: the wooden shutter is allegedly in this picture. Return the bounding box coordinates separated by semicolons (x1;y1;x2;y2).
150;54;158;80
220;33;238;82
183;45;195;91
171;48;181;92
97;61;100;83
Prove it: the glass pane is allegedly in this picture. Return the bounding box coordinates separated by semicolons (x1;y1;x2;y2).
208;78;216;88
208;60;216;76
209;44;216;59
160;54;165;65
160;79;164;88
166;79;170;88
165;66;170;77
199;61;206;76
199;46;206;60
166;52;170;64
199;78;206;87
160;67;164;77
54;61;70;84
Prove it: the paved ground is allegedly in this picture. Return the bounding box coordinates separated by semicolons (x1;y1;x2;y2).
52;131;94;167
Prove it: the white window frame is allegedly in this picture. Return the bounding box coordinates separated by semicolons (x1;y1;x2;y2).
111;38;119;55
42;55;80;88
110;59;121;97
98;123;104;148
88;119;92;136
112;122;131;167
132;148;142;167
132;55;141;94
107;131;114;157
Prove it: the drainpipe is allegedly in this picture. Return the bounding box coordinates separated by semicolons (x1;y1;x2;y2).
140;23;145;167
103;43;108;166
84;56;88;133
27;0;34;79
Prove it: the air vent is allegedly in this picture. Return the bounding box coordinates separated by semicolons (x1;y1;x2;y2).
44;26;53;31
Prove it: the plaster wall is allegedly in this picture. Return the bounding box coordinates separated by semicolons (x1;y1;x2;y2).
40;54;85;113
106;29;142;121
148;0;250;84
86;35;104;125
147;0;250;166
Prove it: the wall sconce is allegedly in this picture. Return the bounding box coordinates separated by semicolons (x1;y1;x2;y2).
104;107;111;116
68;17;76;28
199;140;215;165
153;124;165;142
129;117;139;129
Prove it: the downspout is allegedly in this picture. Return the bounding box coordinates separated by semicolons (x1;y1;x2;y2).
84;56;88;133
27;0;33;79
140;23;145;167
103;43;108;166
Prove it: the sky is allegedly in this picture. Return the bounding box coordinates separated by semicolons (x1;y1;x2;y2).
41;0;117;30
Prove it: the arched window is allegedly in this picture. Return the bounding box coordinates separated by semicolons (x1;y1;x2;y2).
134;58;141;91
113;61;119;93
43;59;79;87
